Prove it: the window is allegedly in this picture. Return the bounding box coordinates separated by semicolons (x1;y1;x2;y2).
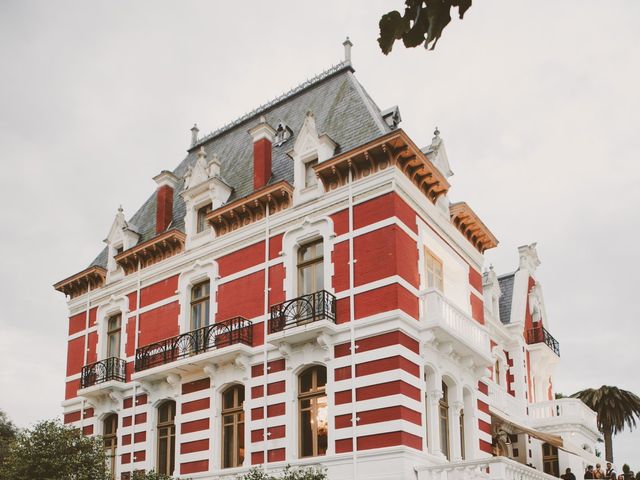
459;409;465;460
299;366;328;458
196;203;212;233
425;248;444;291
304;159;318;188
222;385;245;468
103;414;118;480
106;314;121;358
190;281;210;331
115;245;123;256
157;401;176;476
495;360;501;386
297;239;323;296
439;382;450;460
542;443;559;476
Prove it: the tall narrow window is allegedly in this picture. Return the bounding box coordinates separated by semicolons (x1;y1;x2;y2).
304;159;318;188
425;248;444;291
103;414;118;480
297;239;323;296
190;281;210;331
439;382;450;460
542;443;559;476
299;366;328;458
459;409;465;460
157;401;176;476
495;360;501;386
196;203;212;233
106;314;121;358
222;385;245;468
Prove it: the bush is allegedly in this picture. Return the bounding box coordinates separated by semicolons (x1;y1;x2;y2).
238;465;327;480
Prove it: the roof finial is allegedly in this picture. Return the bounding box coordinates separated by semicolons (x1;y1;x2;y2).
190;123;199;147
434;126;440;138
343;36;353;64
117;205;123;214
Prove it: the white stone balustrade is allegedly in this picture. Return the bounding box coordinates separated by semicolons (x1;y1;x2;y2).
421;289;492;362
488;381;526;420
416;457;559;480
528;398;598;432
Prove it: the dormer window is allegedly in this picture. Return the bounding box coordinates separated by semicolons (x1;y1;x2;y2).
196;203;212;233
115;245;123;256
304;158;318;188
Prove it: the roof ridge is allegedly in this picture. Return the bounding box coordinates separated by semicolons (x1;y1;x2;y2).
191;61;353;150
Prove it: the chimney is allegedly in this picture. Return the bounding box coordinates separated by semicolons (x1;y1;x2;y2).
190;124;199;147
153;170;179;234
248;116;276;190
343;36;353;64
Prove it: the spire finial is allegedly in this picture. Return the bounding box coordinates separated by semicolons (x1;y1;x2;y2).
117;205;123;214
343;36;353;64
190;123;199;147
434;126;440;137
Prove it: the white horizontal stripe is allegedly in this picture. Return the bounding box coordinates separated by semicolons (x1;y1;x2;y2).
332;419;422;440
333;394;423;417
332;344;421;370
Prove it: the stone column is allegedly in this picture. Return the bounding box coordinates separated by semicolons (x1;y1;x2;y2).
450;400;464;461
426;389;444;457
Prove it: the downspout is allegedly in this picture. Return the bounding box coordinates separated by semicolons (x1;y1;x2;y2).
130;259;142;476
262;203;271;471
347;163;358;479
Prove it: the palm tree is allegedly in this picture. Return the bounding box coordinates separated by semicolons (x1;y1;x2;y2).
571;386;640;463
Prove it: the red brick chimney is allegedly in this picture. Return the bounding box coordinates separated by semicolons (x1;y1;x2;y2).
153;170;179;233
248;116;276;190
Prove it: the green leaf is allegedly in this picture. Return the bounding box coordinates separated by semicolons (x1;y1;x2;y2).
378;10;410;55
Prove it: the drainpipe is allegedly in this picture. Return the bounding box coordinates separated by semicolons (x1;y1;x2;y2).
262;204;271;471
347;163;358;479
130;259;142;477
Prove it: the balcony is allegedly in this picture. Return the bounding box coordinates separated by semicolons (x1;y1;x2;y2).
133;317;253;379
526;326;560;357
416;457;559;480
77;357;128;401
268;290;338;344
529;398;598;435
80;357;126;388
421;289;492;365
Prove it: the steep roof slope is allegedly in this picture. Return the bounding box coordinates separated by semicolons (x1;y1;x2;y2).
498;273;515;324
91;63;388;267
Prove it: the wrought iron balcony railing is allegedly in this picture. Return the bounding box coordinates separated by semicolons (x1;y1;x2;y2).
526;325;560;356
135;316;253;372
269;290;336;334
80;357;126;389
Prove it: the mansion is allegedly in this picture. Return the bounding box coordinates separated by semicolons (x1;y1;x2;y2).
55;41;600;479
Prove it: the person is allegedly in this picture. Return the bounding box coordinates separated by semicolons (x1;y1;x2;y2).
585;465;594;479
606;463;616;479
595;464;605;479
562;467;577;480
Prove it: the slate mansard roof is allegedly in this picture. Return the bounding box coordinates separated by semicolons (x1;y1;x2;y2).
91;62;390;268
497;273;515;325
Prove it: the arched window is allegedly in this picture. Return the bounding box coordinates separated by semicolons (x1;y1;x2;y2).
222;385;245;468
297;240;324;296
106;314;121;358
103;414;118;479
298;365;328;458
439;382;450;460
157;400;176;476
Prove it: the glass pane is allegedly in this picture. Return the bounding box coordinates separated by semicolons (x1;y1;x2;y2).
300;410;313;457
223;425;234;467
237;386;245;405
191;304;202;330
303;266;313;295
315;262;324;291
169;434;175;474
305;161;318;187
223;389;234;409
316;395;328;440
238;420;245;464
316;367;327;388
300;369;313;393
158;438;167;474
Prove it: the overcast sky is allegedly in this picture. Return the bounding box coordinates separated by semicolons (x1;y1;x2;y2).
1;0;638;466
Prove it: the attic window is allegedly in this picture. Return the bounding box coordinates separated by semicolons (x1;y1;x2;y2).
304;158;318;188
196;203;212;233
274;123;293;147
115;245;123;256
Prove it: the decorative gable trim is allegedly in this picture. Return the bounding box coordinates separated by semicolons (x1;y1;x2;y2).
114;229;186;275
206;181;293;237
449;202;498;254
54;266;107;299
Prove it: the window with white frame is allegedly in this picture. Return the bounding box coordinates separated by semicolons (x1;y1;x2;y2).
157;400;176;475
304;158;318;188
106;314;121;358
298;365;328;458
425;248;444;291
103;413;118;479
297;239;324;296
190;280;210;331
196;202;212;233
221;384;245;468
